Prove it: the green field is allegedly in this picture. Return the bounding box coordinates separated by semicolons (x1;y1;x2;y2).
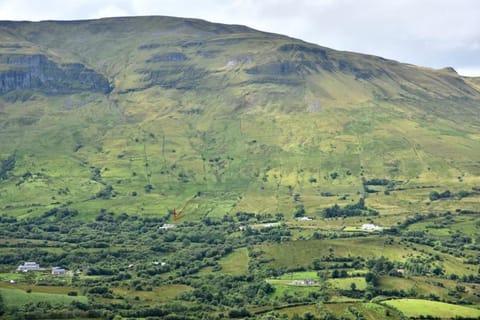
269;283;319;299
258;236;415;268
112;284;193;304
383;299;480;318
276;302;402;320
257;234;477;276
329;277;367;291
0;287;87;307
219;247;250;275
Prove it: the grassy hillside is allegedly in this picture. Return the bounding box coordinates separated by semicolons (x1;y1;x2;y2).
0;16;479;222
2;16;480;320
383;299;480;318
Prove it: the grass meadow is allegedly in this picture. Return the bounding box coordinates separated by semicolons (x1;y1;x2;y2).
383;299;480;318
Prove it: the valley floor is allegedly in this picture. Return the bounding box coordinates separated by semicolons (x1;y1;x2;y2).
1;208;480;319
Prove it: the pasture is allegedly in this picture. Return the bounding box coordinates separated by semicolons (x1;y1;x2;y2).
0;287;87;307
383;299;480;318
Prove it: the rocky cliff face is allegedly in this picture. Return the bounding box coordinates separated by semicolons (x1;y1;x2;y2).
0;54;111;94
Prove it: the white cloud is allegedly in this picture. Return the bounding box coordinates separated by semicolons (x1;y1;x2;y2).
90;4;130;19
0;0;478;73
457;68;480;77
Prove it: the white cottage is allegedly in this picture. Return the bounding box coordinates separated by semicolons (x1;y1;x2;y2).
17;262;40;272
51;267;66;275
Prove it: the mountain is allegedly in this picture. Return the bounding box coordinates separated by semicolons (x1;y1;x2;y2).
1;16;480;219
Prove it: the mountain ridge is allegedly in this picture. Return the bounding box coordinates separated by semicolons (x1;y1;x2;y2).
0;16;479;219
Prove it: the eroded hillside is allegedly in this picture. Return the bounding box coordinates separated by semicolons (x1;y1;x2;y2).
0;16;480;219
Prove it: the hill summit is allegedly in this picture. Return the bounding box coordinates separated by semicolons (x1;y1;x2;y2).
0;16;479;219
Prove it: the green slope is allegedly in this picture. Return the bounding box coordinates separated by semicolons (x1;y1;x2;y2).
1;16;480;219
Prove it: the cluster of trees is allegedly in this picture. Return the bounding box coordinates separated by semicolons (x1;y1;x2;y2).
403;257;444;276
322;198;378;218
363;178;391;186
429;190;472;201
362;177;396;194
179;274;274;307
236;211;284;222
0;153;15;180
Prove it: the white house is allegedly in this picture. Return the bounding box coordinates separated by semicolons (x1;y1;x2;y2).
159;224;176;229
292;279;316;286
17;262;40;272
361;223;382;231
51;267;66;275
297;217;313;221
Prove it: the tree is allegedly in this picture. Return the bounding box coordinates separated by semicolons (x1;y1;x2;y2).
365;272;379;287
228;308;251;318
317;301;337;320
259;282;275;295
0;153;16;180
330;172;339;180
331;269;339;278
303;311;315;320
294;204;305;218
0;292;4;316
312;258;322;270
350;282;357;291
24;271;35;285
318;280;331;303
429;190;452;201
429;191;440;201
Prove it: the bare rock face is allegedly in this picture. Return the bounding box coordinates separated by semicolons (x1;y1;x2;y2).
0;54;111;94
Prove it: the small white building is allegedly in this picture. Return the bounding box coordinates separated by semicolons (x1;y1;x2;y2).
17;262;40;272
159;224;176;230
361;223;383;231
292;279;316;286
297;217;313;221
51;267;66;275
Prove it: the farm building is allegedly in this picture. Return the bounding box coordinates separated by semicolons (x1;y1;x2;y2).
17;261;40;272
51;267;66;275
297;217;313;221
361;223;382;231
159;223;176;229
292;279;316;286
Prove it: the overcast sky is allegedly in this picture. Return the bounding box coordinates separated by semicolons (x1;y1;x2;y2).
1;0;479;76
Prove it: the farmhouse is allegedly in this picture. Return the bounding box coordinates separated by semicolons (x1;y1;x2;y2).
159;223;176;229
17;261;40;272
297;217;313;221
51;267;66;275
361;223;382;231
292;279;316;286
